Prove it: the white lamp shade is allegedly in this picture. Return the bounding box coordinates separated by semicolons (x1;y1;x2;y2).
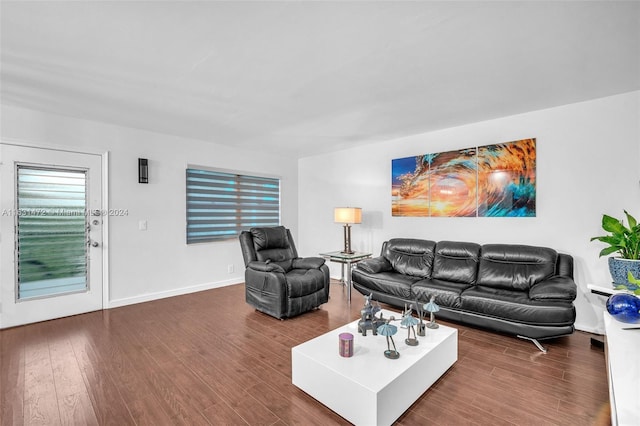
334;207;362;224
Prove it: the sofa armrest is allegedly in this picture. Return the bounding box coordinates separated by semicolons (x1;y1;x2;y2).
529;276;577;301
357;256;392;274
292;257;326;270
247;260;286;273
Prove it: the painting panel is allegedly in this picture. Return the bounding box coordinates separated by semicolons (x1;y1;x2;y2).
477;138;536;217
391;155;430;217
429;148;477;217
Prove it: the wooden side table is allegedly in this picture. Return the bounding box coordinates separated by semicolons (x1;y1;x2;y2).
319;251;372;303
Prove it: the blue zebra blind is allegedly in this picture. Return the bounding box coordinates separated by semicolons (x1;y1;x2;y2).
186;169;280;243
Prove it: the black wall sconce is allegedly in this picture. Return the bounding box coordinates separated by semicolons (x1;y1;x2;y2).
138;158;149;184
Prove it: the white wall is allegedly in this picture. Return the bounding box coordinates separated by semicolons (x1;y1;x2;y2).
298;91;640;334
0;105;299;307
2;92;638;332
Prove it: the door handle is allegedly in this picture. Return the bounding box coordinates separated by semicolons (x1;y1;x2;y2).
88;240;99;247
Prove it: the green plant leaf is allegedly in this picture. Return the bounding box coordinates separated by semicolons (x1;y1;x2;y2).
602;215;626;234
594;235;623;245
591;211;640;260
628;271;640;285
599;246;621;257
625;210;638;229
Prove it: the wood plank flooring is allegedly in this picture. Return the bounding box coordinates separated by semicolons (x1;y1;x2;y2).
1;281;610;425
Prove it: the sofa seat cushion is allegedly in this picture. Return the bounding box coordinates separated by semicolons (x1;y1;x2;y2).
351;270;417;299
411;279;471;309
461;286;575;325
286;269;328;298
529;276;577;301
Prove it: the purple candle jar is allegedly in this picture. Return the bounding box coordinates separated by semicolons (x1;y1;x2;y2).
339;332;354;357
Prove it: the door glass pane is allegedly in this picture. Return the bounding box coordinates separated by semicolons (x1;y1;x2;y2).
16;166;88;300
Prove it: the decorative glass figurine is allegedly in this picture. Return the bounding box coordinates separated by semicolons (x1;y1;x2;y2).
606;293;640;323
401;306;419;346
358;293;382;336
412;300;426;336
377;317;399;359
424;296;440;329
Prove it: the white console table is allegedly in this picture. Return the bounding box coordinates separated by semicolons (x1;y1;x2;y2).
587;284;630;348
604;312;640;425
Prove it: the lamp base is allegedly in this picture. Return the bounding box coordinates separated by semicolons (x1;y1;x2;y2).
342;224;354;254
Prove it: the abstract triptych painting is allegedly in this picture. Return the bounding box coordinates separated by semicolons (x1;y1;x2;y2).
392;138;536;217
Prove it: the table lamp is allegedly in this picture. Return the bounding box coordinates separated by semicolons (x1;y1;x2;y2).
334;207;362;254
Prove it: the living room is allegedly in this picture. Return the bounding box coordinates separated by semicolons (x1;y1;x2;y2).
1;1;639;424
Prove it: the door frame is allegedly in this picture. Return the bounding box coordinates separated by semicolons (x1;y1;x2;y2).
0;139;110;326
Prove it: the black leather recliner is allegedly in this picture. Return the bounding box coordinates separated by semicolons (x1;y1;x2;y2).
239;226;330;319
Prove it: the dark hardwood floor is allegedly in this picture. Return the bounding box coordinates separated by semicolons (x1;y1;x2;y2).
1;281;610;425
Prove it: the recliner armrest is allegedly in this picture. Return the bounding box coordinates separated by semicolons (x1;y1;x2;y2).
357;257;392;274
247;261;286;273
529;276;577;301
292;257;326;269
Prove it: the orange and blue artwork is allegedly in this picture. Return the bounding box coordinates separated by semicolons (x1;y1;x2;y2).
392;155;430;217
478;138;536;217
429;148;477;217
391;138;536;217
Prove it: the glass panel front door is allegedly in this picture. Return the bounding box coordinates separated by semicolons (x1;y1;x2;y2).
0;144;104;329
16;166;88;299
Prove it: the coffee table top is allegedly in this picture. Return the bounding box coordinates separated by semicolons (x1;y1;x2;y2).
292;309;457;392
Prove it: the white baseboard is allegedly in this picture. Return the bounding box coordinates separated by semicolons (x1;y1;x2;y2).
106;278;243;309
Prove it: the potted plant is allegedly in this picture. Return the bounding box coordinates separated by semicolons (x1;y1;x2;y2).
591;210;640;291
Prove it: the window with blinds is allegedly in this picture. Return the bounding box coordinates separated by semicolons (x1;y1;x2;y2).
186;168;280;243
16;166;88;300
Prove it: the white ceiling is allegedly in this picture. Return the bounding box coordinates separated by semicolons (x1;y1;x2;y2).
1;1;639;158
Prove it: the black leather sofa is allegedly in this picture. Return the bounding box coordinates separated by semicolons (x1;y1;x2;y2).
352;238;577;352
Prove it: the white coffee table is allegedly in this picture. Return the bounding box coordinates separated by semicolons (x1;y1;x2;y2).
291;309;457;426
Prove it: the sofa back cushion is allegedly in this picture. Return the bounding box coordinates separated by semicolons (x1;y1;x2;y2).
250;226;296;269
383;238;436;278
477;244;557;291
432;241;481;284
